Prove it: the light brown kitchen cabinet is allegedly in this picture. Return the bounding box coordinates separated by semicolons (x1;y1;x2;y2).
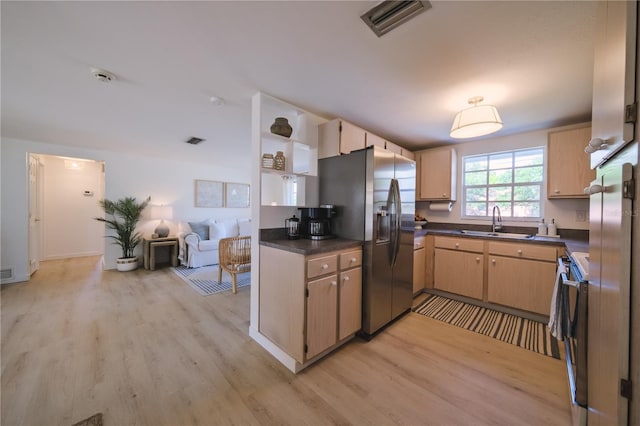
417;148;457;201
365;132;386;149
486;241;558;315
433;236;483;299
547;126;595;198
259;245;362;364
413;236;426;295
423;235;434;289
318;119;366;159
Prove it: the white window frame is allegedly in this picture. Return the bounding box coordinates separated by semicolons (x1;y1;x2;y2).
461;147;545;221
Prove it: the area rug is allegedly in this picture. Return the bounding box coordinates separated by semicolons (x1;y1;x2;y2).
172;265;250;296
413;295;560;359
71;412;102;426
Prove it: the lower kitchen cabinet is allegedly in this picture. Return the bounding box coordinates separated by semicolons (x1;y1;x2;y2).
433;237;484;300
487;241;558;315
259;245;362;364
413;236;426;294
487;256;557;315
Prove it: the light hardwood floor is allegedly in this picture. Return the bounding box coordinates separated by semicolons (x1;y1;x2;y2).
1;256;572;426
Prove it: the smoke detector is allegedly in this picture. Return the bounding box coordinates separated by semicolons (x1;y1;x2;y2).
91;67;116;83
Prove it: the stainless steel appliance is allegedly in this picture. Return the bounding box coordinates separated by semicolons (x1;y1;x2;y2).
557;253;589;426
298;205;336;240
319;146;416;337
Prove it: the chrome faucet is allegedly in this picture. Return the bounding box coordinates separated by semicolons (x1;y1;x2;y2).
492;205;503;232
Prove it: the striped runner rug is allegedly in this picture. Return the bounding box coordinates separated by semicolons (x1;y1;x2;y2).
413;295;560;359
172;265;250;296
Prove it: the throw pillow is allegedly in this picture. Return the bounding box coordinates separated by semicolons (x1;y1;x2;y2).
188;221;210;240
215;219;239;238
238;218;251;236
209;222;226;241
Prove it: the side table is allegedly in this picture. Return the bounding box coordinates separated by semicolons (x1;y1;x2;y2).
143;237;179;270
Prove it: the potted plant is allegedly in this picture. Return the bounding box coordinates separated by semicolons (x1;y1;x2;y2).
95;196;150;271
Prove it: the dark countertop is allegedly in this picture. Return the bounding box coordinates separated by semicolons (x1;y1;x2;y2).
260;237;362;256
412;227;589;255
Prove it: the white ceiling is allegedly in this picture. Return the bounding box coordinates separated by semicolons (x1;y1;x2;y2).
1;1;597;164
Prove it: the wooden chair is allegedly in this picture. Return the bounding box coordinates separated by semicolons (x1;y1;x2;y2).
218;236;251;293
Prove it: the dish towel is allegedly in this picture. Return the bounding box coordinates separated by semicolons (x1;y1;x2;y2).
548;261;569;340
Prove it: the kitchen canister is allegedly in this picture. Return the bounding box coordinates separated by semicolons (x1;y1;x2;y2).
262;153;274;169
274;151;286;171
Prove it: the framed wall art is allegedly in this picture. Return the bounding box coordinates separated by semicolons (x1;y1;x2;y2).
225;182;250;208
194;179;224;208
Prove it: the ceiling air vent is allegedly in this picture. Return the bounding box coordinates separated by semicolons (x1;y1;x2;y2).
185;137;205;145
361;1;431;37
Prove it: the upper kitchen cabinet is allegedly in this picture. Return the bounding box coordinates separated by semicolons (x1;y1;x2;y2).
589;0;637;169
319;119;415;160
318;119;366;159
416;147;457;201
547;126;595;198
252;93;325;207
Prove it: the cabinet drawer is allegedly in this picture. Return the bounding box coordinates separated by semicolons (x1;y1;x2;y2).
307;254;338;279
340;250;362;270
434;236;484;253
488;241;557;261
414;236;425;249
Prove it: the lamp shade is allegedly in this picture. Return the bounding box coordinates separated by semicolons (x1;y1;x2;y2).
150;205;173;221
151;205;173;238
450;103;503;139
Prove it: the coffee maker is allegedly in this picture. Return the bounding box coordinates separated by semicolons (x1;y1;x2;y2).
298;205;337;240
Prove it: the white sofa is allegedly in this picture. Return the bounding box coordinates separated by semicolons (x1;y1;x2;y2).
178;218;251;268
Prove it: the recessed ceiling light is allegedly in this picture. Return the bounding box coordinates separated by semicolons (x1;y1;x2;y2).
91;67;116;83
209;96;225;106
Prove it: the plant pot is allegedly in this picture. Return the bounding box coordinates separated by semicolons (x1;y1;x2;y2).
116;257;138;272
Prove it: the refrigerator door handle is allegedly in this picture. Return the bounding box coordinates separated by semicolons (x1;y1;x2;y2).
390;178;401;267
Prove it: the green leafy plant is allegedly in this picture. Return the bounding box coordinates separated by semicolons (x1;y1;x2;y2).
95;196;151;259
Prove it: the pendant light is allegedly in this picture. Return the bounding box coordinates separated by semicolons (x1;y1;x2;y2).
450;96;503;139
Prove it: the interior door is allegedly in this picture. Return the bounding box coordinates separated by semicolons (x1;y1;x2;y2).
588;162;632;425
28;154;42;275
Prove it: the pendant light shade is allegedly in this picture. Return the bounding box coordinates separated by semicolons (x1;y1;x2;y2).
450;96;503;139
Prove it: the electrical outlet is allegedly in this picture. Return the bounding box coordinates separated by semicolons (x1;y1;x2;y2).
576;210;588;222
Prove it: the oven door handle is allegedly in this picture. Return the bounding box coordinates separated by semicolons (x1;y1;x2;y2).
558;257;579;288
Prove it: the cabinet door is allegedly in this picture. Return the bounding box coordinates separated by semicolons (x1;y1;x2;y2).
413;247;426;294
433;248;483;299
548;126;595;198
418;149;457;200
385;141;402;154
366;132;386;149
340;121;366;155
338;268;362;340
487;256;556;315
306;275;338;360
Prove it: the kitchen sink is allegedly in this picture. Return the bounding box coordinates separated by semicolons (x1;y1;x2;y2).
459;230;535;240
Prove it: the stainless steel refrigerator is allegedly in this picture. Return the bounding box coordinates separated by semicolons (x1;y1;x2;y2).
319;146;416;337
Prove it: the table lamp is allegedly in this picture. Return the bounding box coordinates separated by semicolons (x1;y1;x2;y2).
151;205;173;238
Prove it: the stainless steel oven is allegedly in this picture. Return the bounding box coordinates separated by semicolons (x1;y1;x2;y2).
558;253;589;426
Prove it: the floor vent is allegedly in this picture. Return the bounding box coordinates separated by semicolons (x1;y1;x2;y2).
1;268;14;280
361;1;431;37
185;137;205;145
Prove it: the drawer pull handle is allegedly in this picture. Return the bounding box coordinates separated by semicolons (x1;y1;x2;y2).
343;276;350;282
351;258;357;263
492;259;496;264
331;281;337;286
322;264;329;269
517;249;523;255
455;243;459;248
476;257;480;262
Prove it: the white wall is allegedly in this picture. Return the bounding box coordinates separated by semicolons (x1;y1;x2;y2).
416;122;591;231
1;137;251;283
40;155;105;260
